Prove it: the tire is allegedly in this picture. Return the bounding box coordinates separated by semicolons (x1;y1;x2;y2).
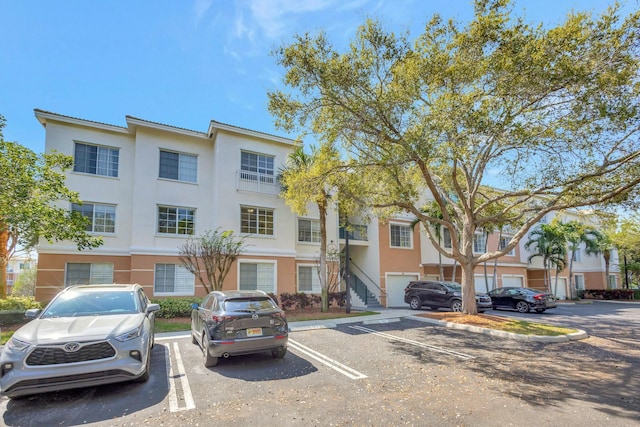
409;296;422;310
191;330;198;344
492;305;498;311
450;299;463;312
516;301;530;313
535;309;546;313
202;331;219;367
135;345;151;383
478;311;485;314
272;347;287;359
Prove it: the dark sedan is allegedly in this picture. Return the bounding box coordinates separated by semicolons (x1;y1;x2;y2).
191;290;288;367
488;287;557;313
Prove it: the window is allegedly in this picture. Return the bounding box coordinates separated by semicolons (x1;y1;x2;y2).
72;203;116;233
241;206;274;235
390;224;412;248
298;265;321;293
572;249;582;262
159;150;197;182
298;218;321;243
241;151;275;182
608;274;617;289
574;274;585;290
65;263;113;287
239;262;275;293
443;228;452;249
473;233;487;253
498;236;515;256
73;142;119;177
157;206;195;235
154;264;194;295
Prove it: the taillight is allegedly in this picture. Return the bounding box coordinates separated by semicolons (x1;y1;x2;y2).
211;315;235;322
533;294;545;300
275;311;286;319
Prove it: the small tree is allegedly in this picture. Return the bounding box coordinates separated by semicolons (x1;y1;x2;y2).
179;229;248;294
525;222;567;293
11;264;37;297
1;115;103;297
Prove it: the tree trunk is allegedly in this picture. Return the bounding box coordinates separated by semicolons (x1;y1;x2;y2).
319;198;329;312
460;222;478;315
0;228;9;298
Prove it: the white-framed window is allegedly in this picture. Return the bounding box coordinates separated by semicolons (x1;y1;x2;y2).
65;263;114;287
298;218;321;243
241;206;274;236
239;261;276;293
390;223;412;248
73;142;119;177
498;236;515;256
157;205;195;235
473;233;487;253
608;274;617;289
442;228;453;249
159;149;197;182
240;151;275;183
154;264;195;295
572;248;582;262
71;202;116;233
574;274;585;290
298;265;321;293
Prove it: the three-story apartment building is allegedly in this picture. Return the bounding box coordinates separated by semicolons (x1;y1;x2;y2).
33;110;618;305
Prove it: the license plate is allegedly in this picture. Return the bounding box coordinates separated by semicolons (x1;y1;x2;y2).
246;327;262;337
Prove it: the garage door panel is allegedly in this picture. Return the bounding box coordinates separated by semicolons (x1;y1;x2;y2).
386;274;419;307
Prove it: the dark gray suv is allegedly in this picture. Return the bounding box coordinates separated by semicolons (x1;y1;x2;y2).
191;290;288;367
404;280;492;312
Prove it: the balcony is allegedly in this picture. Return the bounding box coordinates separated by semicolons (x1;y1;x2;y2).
339;224;368;246
236;170;281;195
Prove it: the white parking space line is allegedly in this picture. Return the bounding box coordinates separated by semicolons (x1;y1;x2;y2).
166;343;196;412
348;325;475;360
288;339;368;380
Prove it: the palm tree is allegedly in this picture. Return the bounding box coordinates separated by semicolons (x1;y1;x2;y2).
525;223;567;293
279;144;340;312
583;229;614;288
557;220;599;298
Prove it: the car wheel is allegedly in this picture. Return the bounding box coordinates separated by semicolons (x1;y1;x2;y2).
202;331;219;367
450;299;463;312
478;310;485;314
135;346;151;383
191;330;198;344
409;296;422;310
535;309;545;313
492;305;498;311
272;347;287;359
516;301;530;313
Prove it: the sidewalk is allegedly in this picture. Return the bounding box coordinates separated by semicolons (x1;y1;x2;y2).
288;307;417;332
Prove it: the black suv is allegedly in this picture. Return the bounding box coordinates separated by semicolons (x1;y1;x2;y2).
404;280;492;312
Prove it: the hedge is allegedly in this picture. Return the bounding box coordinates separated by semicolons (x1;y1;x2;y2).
581;289;635;300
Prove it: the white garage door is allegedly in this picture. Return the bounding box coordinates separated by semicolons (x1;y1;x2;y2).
502;275;523;287
386;274;419;307
551;277;567;300
474;275;494;293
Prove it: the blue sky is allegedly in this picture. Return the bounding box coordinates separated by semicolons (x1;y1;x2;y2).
2;0;637;154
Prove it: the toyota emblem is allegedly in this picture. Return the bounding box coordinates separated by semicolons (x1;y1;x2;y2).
64;342;81;353
251;314;259;319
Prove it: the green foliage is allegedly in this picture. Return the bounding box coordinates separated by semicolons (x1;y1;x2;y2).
582;289;634;300
0;296;42;311
278;292;345;311
1;119;103;297
150;297;201;318
269;0;640;314
11;264;37;297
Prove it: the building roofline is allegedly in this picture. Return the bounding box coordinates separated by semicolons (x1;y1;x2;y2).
125;116;209;139
34;109;129;134
208;119;296;146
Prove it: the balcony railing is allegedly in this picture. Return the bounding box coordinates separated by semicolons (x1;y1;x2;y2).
339;224;368;241
236;170;281;195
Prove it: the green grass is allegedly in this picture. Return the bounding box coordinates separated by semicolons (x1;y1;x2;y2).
1;330;14;345
286;310;378;322
496;319;578;336
155;319;192;333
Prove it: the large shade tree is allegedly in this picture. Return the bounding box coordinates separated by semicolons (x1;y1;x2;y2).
0;115;103;297
269;0;640;314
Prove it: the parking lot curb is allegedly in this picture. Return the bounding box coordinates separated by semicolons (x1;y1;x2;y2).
288;323;337;332
408;315;589;342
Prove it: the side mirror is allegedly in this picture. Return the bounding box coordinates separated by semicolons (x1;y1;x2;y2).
25;308;42;319
147;303;161;313
191;303;199;309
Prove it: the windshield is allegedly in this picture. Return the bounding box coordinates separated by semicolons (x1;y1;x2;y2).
41;291;139;318
223;298;278;313
443;282;462;291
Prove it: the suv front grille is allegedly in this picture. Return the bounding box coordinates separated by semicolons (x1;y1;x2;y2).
26;342;116;366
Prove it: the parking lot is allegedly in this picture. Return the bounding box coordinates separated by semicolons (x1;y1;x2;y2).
2;302;639;426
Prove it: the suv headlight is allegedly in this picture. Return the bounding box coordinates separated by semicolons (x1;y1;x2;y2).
115;324;143;342
453;291;461;297
6;337;30;351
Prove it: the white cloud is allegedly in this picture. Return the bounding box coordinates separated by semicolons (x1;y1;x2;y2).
193;0;215;27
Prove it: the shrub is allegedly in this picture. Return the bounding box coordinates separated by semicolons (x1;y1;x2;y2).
329;291;346;307
150;297;201;318
582;289;634;300
0;296;42;311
